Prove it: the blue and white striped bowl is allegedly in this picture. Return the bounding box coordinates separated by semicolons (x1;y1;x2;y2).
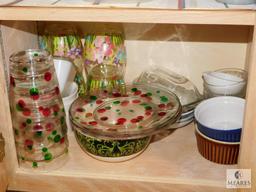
194;96;245;142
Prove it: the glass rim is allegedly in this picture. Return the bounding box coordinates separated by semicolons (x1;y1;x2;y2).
9;49;50;63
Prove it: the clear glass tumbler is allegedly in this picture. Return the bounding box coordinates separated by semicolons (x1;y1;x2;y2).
39;24;86;95
9;49;69;169
83;34;126;96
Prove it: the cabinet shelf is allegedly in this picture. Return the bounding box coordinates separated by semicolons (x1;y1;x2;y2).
8;124;235;191
0;7;254;25
0;7;255;191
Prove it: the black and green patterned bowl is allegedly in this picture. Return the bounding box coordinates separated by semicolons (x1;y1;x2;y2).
70;83;182;162
74;129;151;162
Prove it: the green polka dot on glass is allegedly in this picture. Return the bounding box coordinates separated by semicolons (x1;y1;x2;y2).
129;109;134;113
42;147;48;153
131;87;138;92
44;153;52;161
54;135;61;143
32;162;38;168
116;109;120;112
105;106;111;110
52;130;57;135
146;92;152;96
35;131;43;137
145;106;152;110
156;90;160;94
29;87;39;96
160;96;169;103
90;95;97;100
113;101;120;105
139;126;143;129
26;119;32;124
54;111;58;116
61;116;65;125
22;67;28;73
33;52;39;57
16;104;22;111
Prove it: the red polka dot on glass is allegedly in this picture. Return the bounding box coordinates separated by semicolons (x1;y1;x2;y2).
44;72;52;81
42;108;51;117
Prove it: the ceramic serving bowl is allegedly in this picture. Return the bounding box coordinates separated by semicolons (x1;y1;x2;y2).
70;84;181;162
195;125;239;164
194;96;245;142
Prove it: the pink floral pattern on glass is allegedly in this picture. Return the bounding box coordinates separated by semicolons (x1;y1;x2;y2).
84;35;126;66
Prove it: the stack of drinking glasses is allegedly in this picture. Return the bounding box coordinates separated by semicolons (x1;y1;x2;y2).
9;49;69;168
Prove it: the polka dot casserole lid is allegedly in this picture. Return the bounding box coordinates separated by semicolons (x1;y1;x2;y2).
69;84;182;139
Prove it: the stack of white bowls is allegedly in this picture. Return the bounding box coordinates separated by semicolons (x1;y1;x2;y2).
202;68;247;98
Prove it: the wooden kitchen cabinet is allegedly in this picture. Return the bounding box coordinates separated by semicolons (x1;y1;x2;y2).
0;4;255;192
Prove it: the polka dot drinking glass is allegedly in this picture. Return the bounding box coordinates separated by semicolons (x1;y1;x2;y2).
9;49;69;169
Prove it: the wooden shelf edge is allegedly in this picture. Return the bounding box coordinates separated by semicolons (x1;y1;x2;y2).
14;168;225;187
0;7;255;25
8;171;228;192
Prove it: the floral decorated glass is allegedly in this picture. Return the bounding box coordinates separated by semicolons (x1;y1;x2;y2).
9;49;69;169
39;25;86;95
83;34;126;96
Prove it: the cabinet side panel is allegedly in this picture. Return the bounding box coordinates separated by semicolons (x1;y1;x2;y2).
238;25;256;191
0;23;17;186
0;21;38;183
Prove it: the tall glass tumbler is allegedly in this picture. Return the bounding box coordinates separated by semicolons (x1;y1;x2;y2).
83;34;126;96
9;49;69;168
39;25;86;95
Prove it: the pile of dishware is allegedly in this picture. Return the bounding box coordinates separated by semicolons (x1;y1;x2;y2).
134;67;202;128
194;96;245;164
203;68;247;98
69;83;182;162
9;49;69;168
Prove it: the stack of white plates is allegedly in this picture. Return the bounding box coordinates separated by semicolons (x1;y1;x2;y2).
171;109;194;128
